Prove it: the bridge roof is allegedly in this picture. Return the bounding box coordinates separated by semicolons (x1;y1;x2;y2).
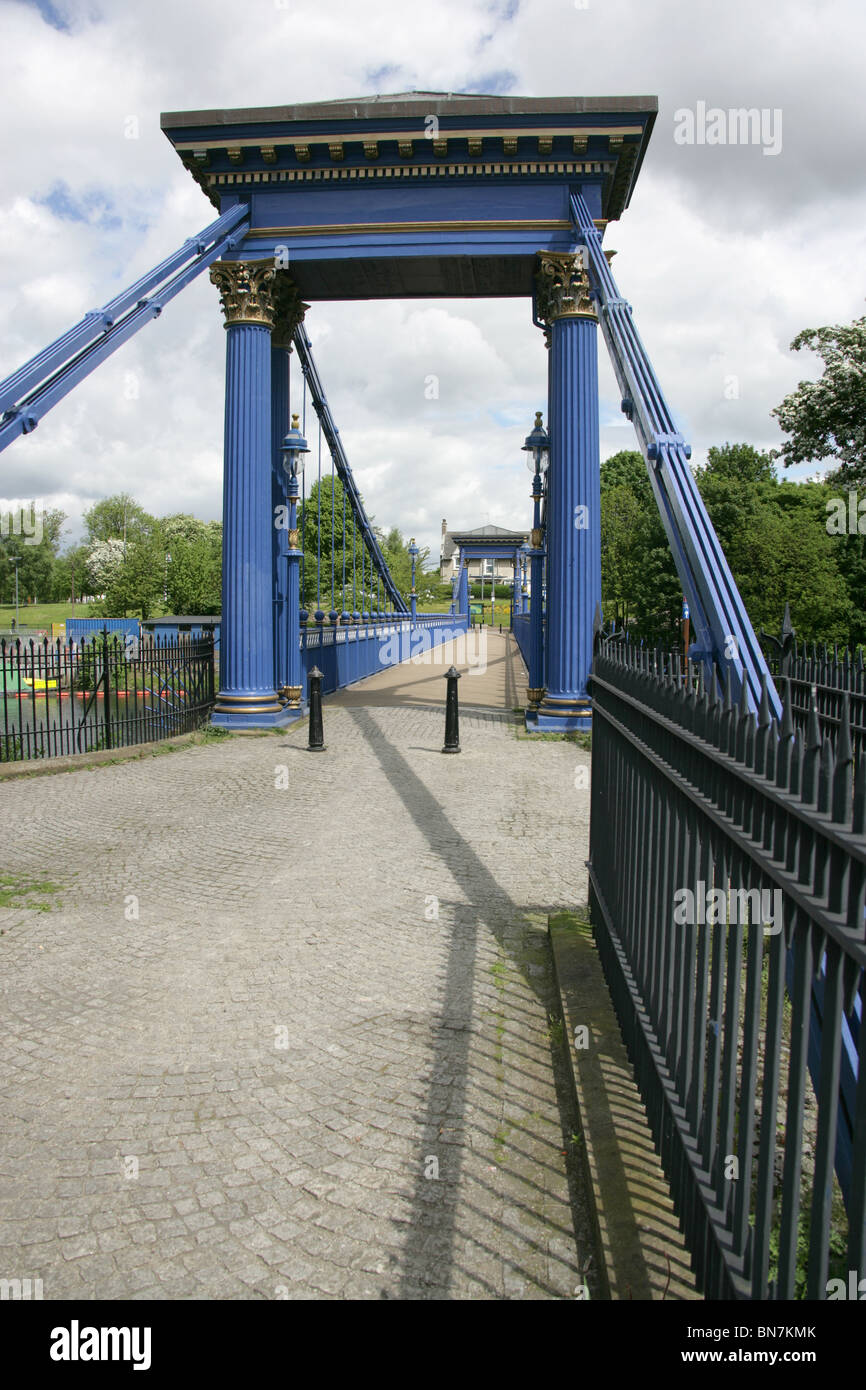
162;92;657;300
162;94;656;301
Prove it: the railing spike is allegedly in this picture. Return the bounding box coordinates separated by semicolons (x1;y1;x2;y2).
806;693;822;753
832;694;854;825
758;672;771;728
853;744;866;837
779;676;794;743
818;736;834;815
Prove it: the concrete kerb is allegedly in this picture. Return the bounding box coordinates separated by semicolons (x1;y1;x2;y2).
548;910;702;1302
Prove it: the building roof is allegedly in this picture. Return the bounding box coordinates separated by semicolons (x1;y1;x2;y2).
449;525;529;541
141;616;220;625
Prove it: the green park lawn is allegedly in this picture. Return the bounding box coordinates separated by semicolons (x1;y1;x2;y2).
0;602;80;630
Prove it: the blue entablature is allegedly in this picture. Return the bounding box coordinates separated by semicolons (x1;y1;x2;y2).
161;94;656;215
161;94;656;300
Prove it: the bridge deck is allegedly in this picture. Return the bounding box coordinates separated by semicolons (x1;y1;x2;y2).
330;624;527;713
0;633;598;1300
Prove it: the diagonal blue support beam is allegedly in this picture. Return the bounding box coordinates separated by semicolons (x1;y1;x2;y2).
291;322;408;613
570;191;780;721
0;205;249;454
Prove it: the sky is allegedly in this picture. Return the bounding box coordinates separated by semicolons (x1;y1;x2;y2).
1;0;864;567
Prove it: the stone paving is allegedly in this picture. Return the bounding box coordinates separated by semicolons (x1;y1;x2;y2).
0;633;598;1300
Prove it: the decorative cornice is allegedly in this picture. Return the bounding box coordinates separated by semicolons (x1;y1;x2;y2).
209;260;278;328
271;273;309;347
534;251;597;325
184;159;615;209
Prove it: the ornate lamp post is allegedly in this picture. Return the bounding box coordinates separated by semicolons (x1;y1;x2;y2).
408;536;419;624
281;413;309;711
522;412;549;716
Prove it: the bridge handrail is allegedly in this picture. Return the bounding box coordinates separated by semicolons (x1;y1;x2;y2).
590;636;865;1299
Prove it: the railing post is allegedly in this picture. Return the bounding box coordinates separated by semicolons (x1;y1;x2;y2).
102;627;112;751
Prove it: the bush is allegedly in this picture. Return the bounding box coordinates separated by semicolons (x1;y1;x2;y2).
470;582;513;599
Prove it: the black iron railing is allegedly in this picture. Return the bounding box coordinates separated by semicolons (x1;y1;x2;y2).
588;638;865;1299
760;639;866;768
0;630;215;762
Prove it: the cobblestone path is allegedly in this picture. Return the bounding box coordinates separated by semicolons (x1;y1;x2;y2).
0;637;596;1299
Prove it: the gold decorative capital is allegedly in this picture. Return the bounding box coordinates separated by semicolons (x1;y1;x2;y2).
534;251;596;326
271;273;309;348
210;260;278;328
288;528;299;549
530;528;543;549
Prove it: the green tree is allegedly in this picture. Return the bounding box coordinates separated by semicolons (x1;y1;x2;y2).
83;493;153;546
164;530;222;615
599;449;680;639
99;531;164;620
50;543;92;602
695;444;852;643
0;505;66;605
772;315;866;486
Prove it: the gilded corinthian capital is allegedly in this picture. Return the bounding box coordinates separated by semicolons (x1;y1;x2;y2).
534;251;596;326
209;260;278;328
271;273;310;349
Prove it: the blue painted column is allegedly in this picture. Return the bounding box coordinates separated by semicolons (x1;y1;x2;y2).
209;260;289;728
532;252;600;732
271;340;291;702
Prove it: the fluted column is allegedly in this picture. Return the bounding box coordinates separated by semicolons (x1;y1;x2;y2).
532;251;600;731
271;339;291;699
209;260;288;728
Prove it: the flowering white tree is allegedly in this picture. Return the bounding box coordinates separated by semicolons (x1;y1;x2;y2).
85;538;125;594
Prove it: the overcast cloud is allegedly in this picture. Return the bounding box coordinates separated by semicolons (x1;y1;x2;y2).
1;0;863;564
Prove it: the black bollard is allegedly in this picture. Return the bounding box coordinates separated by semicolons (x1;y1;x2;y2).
442;665;461;754
307;666;326;751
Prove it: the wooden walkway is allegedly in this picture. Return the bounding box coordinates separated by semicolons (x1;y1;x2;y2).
330;626;527;714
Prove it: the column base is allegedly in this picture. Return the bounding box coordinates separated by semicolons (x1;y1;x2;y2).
211;691;296;730
527;695;592;733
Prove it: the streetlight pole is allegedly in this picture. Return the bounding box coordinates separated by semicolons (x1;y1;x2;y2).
281;414;310;715
522;413;549;721
12;556;20;631
408;537;419;624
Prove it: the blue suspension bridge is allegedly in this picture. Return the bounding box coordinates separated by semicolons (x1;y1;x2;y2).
0;92;862;1301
